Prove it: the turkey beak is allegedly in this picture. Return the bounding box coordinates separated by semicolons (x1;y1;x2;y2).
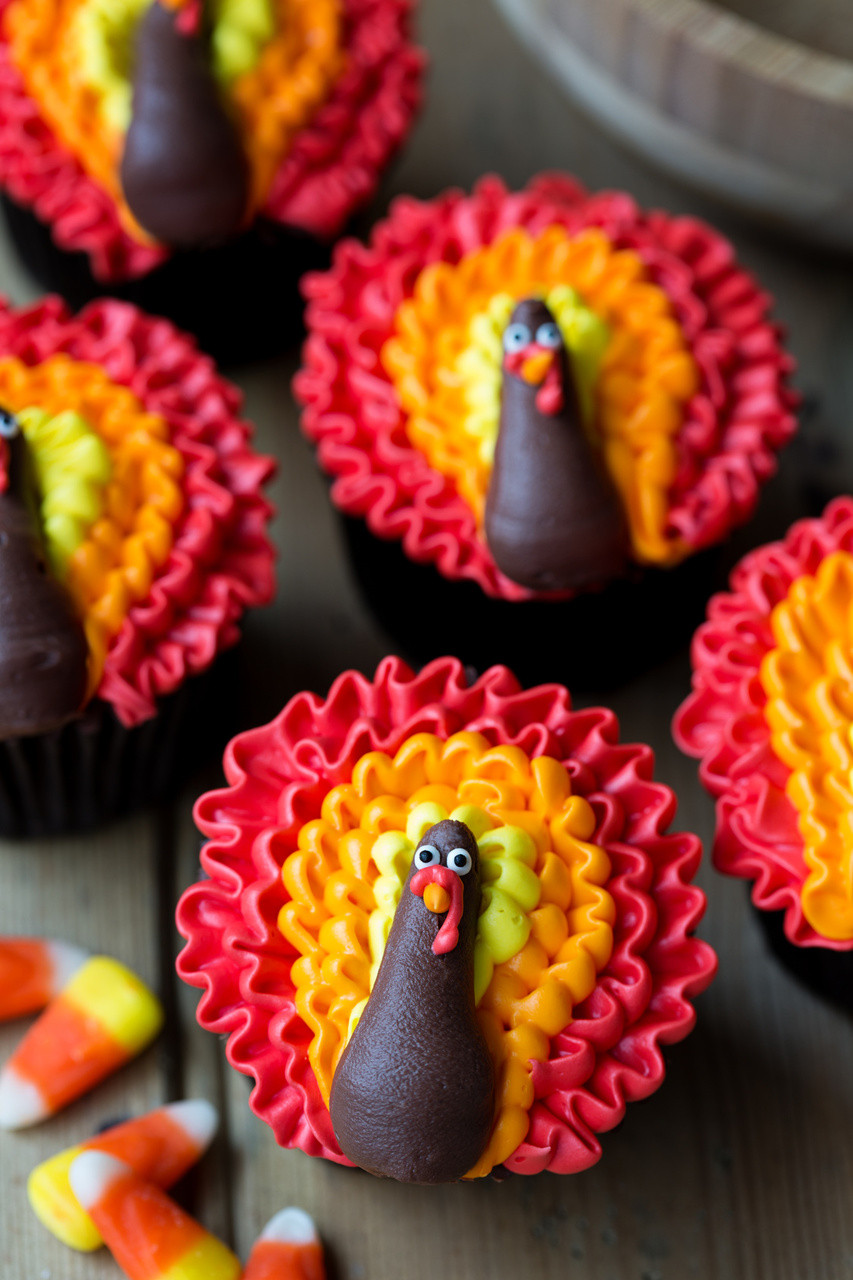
424;883;451;914
520;349;554;386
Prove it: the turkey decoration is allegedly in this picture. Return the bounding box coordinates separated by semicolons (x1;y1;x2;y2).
296;174;798;602
0;0;423;278
0;409;88;738
119;0;251;248
177;657;717;1182
484;296;629;592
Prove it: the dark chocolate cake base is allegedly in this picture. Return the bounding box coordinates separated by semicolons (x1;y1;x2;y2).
752;899;853;1014
1;196;329;365
0;652;238;839
339;515;723;691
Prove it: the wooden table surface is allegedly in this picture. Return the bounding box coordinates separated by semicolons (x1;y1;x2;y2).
3;1;853;1277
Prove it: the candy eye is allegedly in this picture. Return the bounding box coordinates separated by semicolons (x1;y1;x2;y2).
535;321;561;349
0;410;20;439
447;848;472;876
503;323;531;354
414;844;441;869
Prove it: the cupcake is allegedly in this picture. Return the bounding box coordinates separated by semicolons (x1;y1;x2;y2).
176;656;716;1182
0;0;424;361
674;497;853;1008
0;292;275;837
295;173;796;688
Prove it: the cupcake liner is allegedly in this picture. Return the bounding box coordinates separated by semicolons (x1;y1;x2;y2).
750;896;853;1012
0;653;236;838
177;656;716;1177
296;173;797;603
0;197;331;364
338;512;724;689
673;496;853;953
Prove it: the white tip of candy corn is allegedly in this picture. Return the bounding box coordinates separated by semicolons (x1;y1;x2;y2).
165;1098;219;1151
68;1152;130;1211
0;1067;48;1129
47;941;90;994
259;1208;319;1245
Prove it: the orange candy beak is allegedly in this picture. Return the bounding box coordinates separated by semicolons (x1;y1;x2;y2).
423;883;451;914
520;350;554;385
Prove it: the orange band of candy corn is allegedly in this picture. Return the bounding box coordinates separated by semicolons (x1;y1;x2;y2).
69;1153;241;1280
0;957;163;1128
0;938;87;1021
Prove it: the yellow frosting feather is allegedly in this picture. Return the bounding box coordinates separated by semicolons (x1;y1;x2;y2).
18;406;112;578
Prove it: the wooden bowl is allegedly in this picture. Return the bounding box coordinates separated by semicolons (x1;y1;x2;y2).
493;0;853;250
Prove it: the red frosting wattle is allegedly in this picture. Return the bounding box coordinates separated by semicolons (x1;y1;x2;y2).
176;656;716;1175
0;294;276;726
295;173;797;602
673;497;853;950
0;0;424;281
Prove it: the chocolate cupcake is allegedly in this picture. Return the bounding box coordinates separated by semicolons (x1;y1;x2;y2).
0;293;275;836
0;0;424;360
674;497;853;1009
295;173;797;688
177;656;716;1182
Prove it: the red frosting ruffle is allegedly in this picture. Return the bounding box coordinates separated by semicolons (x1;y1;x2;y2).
0;294;276;726
0;0;424;281
295;173;796;602
673;497;853;950
176;656;716;1175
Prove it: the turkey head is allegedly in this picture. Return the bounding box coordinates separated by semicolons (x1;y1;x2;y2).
120;0;250;247
0;411;88;739
329;818;495;1183
484;297;629;591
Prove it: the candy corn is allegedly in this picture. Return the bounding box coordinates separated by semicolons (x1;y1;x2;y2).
0;936;88;1021
0;956;163;1129
68;1152;241;1280
28;1098;219;1251
243;1209;326;1280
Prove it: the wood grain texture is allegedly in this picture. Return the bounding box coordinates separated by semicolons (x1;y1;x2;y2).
3;0;853;1274
494;0;853;246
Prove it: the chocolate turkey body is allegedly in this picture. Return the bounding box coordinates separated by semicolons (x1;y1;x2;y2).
121;0;250;248
484;298;629;592
0;429;88;739
329;820;495;1183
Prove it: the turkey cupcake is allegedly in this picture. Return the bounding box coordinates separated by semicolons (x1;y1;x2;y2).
674;497;853;1008
177;656;716;1182
0;0;424;360
0;293;275;837
295;173;796;687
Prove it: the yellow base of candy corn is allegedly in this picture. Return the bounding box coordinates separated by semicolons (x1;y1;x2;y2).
64;957;163;1052
28;1148;103;1252
160;1235;243;1280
